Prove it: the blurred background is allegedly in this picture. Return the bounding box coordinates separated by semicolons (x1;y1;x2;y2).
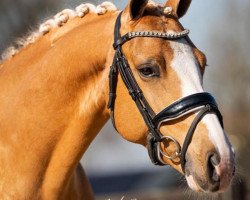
0;0;249;199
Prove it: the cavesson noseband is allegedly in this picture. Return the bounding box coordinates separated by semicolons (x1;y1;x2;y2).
108;12;224;173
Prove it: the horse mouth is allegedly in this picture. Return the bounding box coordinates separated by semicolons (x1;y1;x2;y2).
185;164;235;193
183;150;235;193
186;174;220;193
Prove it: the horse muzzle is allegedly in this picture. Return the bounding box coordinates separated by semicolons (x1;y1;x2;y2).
147;92;224;173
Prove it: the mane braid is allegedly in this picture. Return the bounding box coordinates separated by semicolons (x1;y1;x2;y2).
0;1;117;64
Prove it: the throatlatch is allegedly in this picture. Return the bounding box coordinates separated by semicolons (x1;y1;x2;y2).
108;12;224;173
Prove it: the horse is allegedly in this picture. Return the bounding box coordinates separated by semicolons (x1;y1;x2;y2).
0;0;235;199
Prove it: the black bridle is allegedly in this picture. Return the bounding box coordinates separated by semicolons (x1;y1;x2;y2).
108;12;224;173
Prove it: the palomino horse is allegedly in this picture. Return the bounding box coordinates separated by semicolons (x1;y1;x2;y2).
0;0;235;199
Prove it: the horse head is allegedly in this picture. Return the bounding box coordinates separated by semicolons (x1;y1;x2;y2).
110;0;235;193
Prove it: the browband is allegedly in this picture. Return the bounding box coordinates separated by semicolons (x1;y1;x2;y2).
113;29;190;49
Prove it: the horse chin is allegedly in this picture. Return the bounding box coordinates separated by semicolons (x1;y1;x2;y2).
185;174;203;192
185;171;233;194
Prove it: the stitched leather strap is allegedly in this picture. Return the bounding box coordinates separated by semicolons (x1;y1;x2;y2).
153;93;223;127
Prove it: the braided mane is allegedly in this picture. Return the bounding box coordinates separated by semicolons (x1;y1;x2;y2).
0;2;117;64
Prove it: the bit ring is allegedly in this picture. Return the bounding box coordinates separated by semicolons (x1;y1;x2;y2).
157;136;181;160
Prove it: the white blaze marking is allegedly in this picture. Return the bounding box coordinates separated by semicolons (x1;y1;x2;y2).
169;39;232;160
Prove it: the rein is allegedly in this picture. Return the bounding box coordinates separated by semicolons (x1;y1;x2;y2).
108;12;224;173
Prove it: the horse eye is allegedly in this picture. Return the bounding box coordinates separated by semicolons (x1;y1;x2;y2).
138;66;157;78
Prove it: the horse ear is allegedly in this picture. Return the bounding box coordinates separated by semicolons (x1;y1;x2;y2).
127;0;149;20
165;0;192;18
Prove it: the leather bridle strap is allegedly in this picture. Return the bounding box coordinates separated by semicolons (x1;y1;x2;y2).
180;105;222;172
153;93;223;126
115;45;161;141
108;12;159;140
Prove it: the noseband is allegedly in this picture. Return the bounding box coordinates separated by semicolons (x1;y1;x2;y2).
108;12;224;173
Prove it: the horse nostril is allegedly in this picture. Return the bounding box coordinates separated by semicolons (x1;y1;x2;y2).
208;153;221;183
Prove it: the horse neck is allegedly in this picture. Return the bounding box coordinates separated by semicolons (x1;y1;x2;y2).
0;12;116;198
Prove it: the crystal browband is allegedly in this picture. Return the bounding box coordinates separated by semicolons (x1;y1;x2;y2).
113;29;189;49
